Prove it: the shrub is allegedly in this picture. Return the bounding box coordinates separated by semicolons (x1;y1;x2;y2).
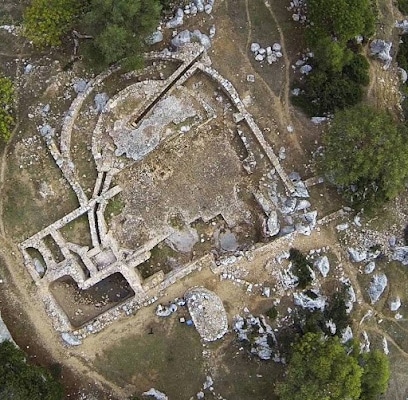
0;75;15;142
289;248;313;288
266;306;278;320
398;0;408;15
343;53;370;86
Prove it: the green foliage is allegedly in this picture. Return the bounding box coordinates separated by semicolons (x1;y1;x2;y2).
306;0;375;46
397;0;408;15
289;248;313;289
0;76;15;142
397;36;408;73
343;53;370;86
292;69;363;116
320;105;408;209
276;333;363;400
0;341;63;399
23;0;81;47
81;0;162;70
324;286;351;334
266;306;278;320
359;350;390;400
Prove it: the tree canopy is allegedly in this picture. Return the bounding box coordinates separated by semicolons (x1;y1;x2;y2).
0;75;15;142
0;340;63;399
320;105;408;209
23;0;82;47
306;0;375;46
276;333;390;400
276;333;363;400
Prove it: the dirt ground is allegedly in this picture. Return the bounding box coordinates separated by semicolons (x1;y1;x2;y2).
1;0;408;399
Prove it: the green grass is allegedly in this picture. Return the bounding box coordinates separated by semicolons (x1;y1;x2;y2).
104;195;124;225
94;322;204;397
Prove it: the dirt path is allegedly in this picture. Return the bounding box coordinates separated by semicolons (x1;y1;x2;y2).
244;0;303;155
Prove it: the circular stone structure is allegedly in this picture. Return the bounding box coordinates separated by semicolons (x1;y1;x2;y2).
185;287;228;341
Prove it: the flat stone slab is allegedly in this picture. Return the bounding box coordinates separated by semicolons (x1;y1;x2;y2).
185;287;228;341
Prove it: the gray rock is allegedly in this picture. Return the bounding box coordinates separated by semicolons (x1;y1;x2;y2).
33;258;45;276
399;67;408;84
390;297;401;311
39;124;55;138
143;388;168;400
209;25;216;38
294;180;309;198
281;225;295;235
41;104;50;115
340;326;353;344
166;8;184;28
336;223;349;232
190;4;198;14
389;236;397;247
190;30;211;49
219;230;239;252
73;79;87;93
370;39;392;68
94;92;109;113
281;197;296;214
272;43;281;51
368;274;388;303
266;211;280;236
194;0;205;12
24;64;33;74
311;116;328;124
166;227;198;253
251;42;261;53
295;199;311;211
255;54;264;61
294;291;326;311
0;315;14;344
204;4;212;13
304;210;317;226
300;64;312;74
295;223;311;236
314;256;330;277
278;146;286;160
348;247;367;263
364;261;376;274
61;332;82;346
171;29;191;48
267;54;277;64
392;246;408;265
146;30;163;45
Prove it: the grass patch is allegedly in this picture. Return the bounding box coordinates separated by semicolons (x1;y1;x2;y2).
105;195;124;225
60;214;92;248
94;322;204;397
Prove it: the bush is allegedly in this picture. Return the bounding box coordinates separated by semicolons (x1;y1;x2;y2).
292;61;366;116
23;0;82;47
343;53;370;86
320;105;408;210
266;306;278;320
0;75;15;142
289;248;313;288
324;286;351;334
0;340;63;399
398;0;408;15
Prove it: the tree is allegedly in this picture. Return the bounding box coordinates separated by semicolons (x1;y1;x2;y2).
320;105;408;209
306;0;375;46
276;333;363;400
0;75;15;142
0;340;63;399
23;0;82;47
359;350;390;400
81;0;162;70
289;248;313;289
